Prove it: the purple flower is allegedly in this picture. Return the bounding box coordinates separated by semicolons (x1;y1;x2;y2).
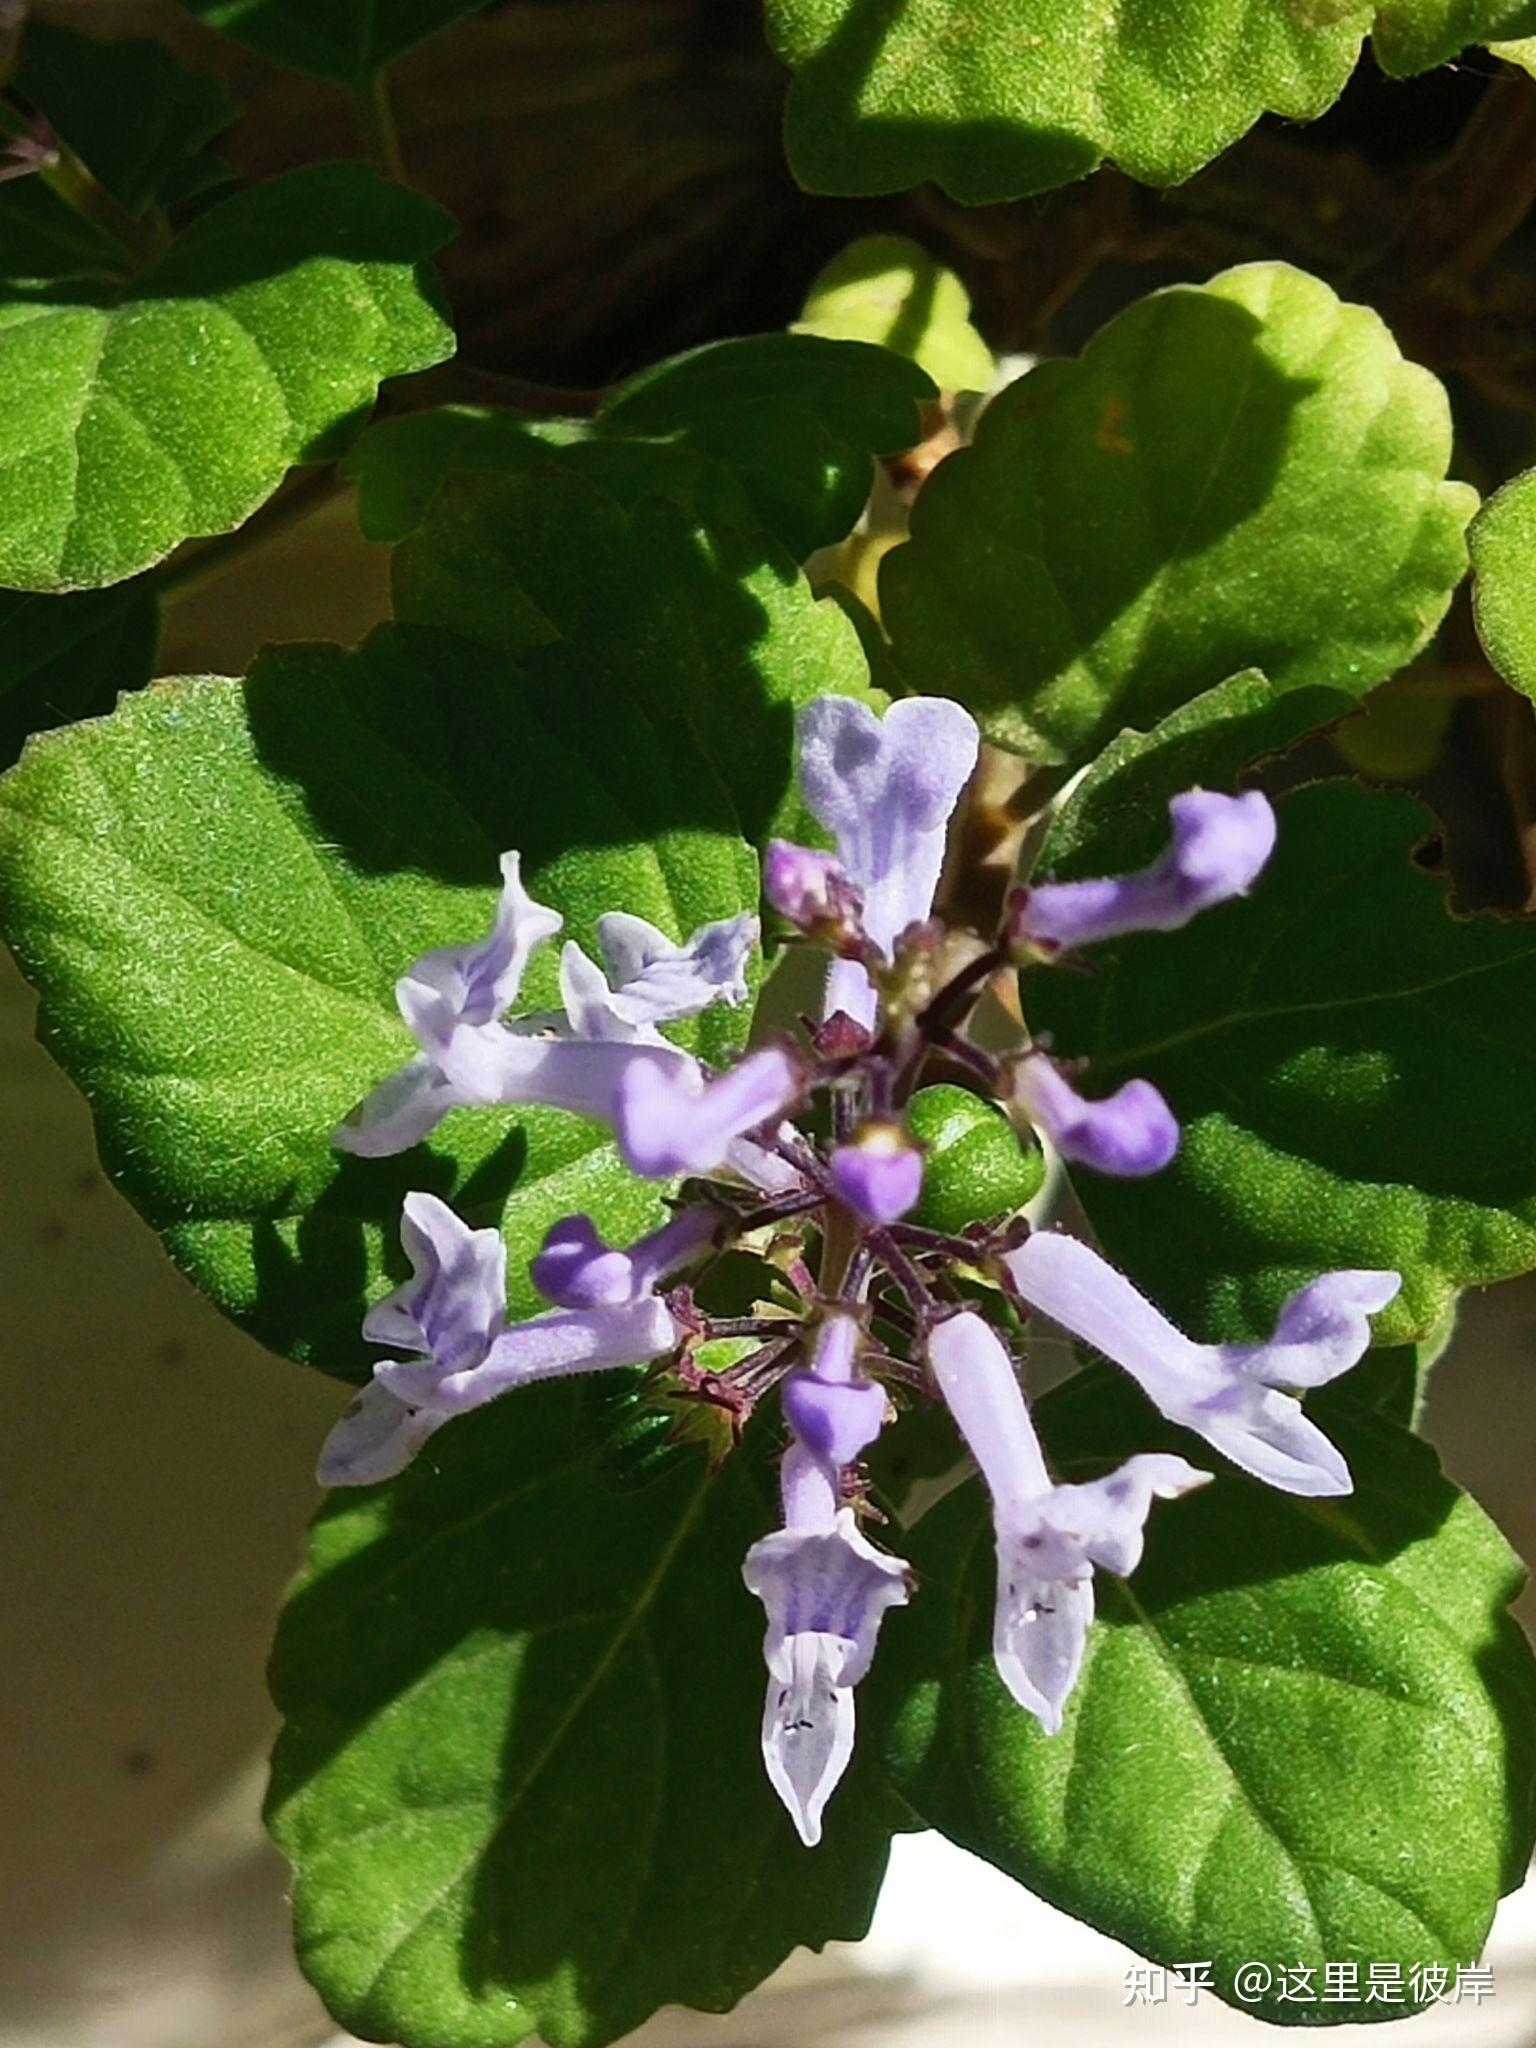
829;1121;925;1225
316;1194;694;1485
336;852;561;1155
1005;1233;1402;1496
616;1046;801;1180
795;696;980;1028
545;912;756;1042
744;1315;907;1844
529;1206;717;1309
927;1310;1208;1730
762;841;864;940
335;850;759;1156
1008;1054;1179;1177
1014;791;1277;954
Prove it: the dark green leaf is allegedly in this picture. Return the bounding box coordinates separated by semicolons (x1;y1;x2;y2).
16;21;236;216
1026;778;1536;1345
0;174;124;281
0;632;756;1374
880;263;1474;764
176;0;496;84
0;164;454;591
345;333;935;558
882;1369;1536;2022
765;0;1536;202
268;1384;896;2048
0;580;158;768
393;465;883;846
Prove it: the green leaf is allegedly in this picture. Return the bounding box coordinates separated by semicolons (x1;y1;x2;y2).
0;633;757;1374
1026;777;1536;1346
393;465;884;846
268;1384;896;2048
906;1084;1042;1236
1037;670;1355;881
345;333;935;558
795;234;994;392
0;164;454;591
765;0;1536;203
1470;467;1536;700
0;580;158;769
175;0;496;84
882;1370;1536;2022
881;263;1474;764
16;21;237;216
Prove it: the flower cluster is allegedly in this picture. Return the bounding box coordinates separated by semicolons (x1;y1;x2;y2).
321;693;1400;1847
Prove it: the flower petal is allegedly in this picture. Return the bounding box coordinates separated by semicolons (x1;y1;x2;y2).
797;697;979;1017
926;1310;1051;1512
616;1046;800;1179
362;1191;506;1375
759;1633;856;1849
397;850;562;1049
316;1379;443;1488
333;1052;458;1157
1011;1058;1179;1177
829;1124;925;1224
1018;790;1276;951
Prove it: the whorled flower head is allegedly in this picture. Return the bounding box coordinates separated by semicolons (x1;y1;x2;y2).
319;694;1402;1848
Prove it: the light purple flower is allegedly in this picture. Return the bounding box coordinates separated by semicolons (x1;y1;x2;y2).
1015;791;1276;955
796;696;980;1028
744;1315;907;1844
336;852;561;1154
529;1206;716;1309
829;1122;925;1225
1005;1233;1402;1496
1009;1054;1179;1177
616;1046;801;1180
927;1310;1208;1730
317;1193;689;1484
335;850;759;1156
546;911;756;1043
762;840;866;944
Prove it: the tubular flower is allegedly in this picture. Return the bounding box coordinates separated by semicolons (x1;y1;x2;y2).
928;1309;1208;1730
1006;1233;1401;1496
743;1315;908;1844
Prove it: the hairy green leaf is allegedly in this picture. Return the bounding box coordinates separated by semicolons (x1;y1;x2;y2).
1027;778;1536;1345
0;581;158;769
268;1384;896;2048
345;333;934;557
0;165;453;591
765;0;1536;202
883;1371;1536;2022
881;263;1474;764
176;0;496;83
16;21;237;216
393;465;883;845
0;637;756;1374
795;234;994;392
1470;467;1536;700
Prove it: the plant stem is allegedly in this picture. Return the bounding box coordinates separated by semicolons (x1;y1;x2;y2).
355;69;406;183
